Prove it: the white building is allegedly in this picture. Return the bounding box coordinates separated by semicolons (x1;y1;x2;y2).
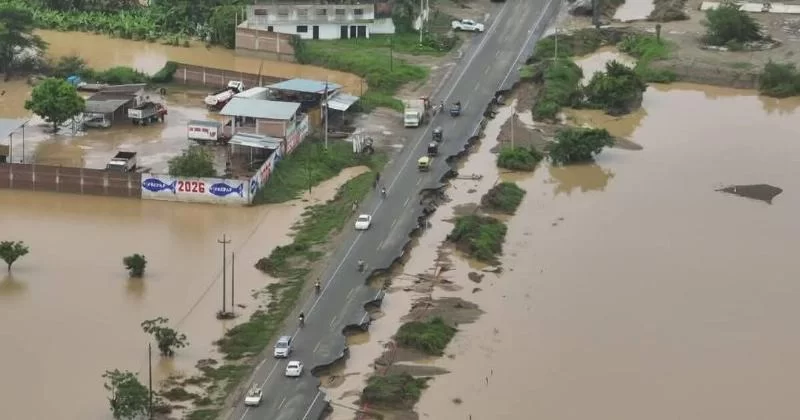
243;1;395;40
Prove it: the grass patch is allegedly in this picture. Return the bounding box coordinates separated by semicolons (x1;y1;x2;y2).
447;215;507;263
395;317;457;355
497;146;544;171
161;387;198;402
481;182;526;214
295;35;428;110
309;33;454;57
617;33;676;83
361;373;430;408
531;59;583;121
254;138;385;204
759;61;800;98
187;158;382;418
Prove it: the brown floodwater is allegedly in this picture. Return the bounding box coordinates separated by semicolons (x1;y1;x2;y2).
413;84;800;420
35;30;364;94
0;166;366;420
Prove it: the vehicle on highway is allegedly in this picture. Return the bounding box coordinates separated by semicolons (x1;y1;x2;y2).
451;18;485;32
428;142;439;157
285;361;304;377
244;386;263;406
418;156;432;171
273;335;293;358
403;97;431;127
450;101;462;117
432;126;443;142
354;214;372;230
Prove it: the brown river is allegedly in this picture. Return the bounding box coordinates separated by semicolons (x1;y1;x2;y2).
0;166;366;420
323;61;800;420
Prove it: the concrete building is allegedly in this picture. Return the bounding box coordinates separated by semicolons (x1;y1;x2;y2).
265;78;359;127
219;97;310;155
83;84;146;128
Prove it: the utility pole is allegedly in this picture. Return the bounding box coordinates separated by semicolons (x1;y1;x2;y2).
323;79;329;150
217;234;231;314
148;343;153;418
554;26;559;60
510;112;516;149
231;252;236;312
419;0;424;44
390;37;394;72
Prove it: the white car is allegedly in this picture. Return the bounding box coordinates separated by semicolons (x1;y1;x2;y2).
451;19;485;32
244;386;263;406
354;214;372;230
285;361;304;377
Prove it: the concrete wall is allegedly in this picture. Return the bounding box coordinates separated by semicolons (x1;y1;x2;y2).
371;18;396;34
248;151;278;197
235;27;297;62
255;119;288;138
285;115;310;155
172;62;283;89
140;175;252;205
0;164;141;198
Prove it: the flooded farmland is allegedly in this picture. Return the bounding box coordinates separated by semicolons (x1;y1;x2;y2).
0;166;366;420
324;80;800;420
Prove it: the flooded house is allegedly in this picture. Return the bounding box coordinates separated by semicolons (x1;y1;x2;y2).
266;78;359;128
0;118;29;163
219;97;310;156
83;84;146;128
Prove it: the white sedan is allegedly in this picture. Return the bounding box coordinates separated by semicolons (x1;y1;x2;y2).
244;386;262;406
285;361;304;377
354;214;372;230
451;19;485;32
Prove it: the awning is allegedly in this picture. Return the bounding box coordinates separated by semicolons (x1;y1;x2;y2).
229;133;283;150
327;93;360;112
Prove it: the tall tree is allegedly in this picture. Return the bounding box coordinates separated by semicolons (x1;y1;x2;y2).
0;5;47;80
25;78;86;132
141;317;189;357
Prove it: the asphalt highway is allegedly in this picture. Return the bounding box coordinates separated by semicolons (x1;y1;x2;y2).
226;1;561;419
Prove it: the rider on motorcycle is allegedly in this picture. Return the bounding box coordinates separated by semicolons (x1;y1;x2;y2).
358;259;366;271
381;187;387;197
315;279;321;292
298;312;305;325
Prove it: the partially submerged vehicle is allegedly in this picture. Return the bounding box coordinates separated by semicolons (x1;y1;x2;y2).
128;102;167;125
187;119;232;145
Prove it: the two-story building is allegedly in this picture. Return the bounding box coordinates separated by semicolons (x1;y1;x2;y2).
219;97;310;156
236;1;396;58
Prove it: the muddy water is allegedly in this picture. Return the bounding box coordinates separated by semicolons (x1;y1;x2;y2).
613;0;655;22
0;166;366;420
414;85;800;420
36;30;364;94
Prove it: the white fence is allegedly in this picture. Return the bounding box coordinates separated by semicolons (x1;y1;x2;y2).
141;175;252;205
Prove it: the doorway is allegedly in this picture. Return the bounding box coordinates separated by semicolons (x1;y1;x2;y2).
312;25;319;39
340;25;348;39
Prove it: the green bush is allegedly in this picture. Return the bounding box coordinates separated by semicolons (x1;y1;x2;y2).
151;61;178;83
86;66;149;84
547;127;615;165
584;60;647;115
361;373;429;407
395;317;457;355
497;146;543;171
447;215;507;263
617;34;677;82
702;2;763;47
481;182;526;214
759;61;800;98
532;59;583;121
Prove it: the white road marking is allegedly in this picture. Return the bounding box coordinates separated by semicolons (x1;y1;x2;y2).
329;315;338;327
416;178;423;186
313;341;322;353
278;397;287;410
301;391;323;420
499;0;558;88
403;197;411;208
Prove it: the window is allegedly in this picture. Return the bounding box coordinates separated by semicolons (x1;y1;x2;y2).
297;25;308;33
316;8;327;16
267;26;274;32
353;8;363;16
253;8;267;16
335;8;345;16
277;8;289;17
297;8;308;17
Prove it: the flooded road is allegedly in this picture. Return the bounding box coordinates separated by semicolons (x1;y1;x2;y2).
35;30;363;94
0;166;367;420
413;84;800;420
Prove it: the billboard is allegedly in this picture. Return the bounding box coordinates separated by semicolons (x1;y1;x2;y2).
141;175;250;205
248;151;277;199
285;115;310;155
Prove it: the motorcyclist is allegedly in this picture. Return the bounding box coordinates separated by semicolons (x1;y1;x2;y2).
298;312;305;326
358;259;365;271
315;279;321;292
381;187;387;198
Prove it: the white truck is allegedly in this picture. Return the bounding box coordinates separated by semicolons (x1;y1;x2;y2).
403;98;430;128
187;119;232;144
204;81;245;111
106;151;137;172
451;19;485;32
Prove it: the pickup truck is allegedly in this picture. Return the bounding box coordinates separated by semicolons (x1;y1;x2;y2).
128;102;167;125
451;19;485;32
106;151;137;172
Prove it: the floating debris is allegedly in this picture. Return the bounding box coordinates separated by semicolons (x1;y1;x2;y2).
716;184;783;204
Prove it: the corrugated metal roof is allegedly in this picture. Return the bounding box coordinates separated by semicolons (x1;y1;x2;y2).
0;118;28;138
229;133;283;150
188;119;223;128
327;93;360;112
100;84;146;94
236;87;269;99
220;98;300;121
267;78;342;94
84;99;130;114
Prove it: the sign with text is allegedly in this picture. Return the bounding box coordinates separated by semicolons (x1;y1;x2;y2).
248;152;277;201
285;115;310;155
141;175;250;205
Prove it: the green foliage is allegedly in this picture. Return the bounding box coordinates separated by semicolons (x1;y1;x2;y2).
702;2;762;47
46;55;89;78
254;138;385;204
33;0;138;12
617;33;676;83
0;4;47;76
362;373;429;407
759;61;800;98
25;78;85;132
547;127;615;165
168;146;216;178
294;36;427;109
87;66;149;84
102;369;150;420
481;182;526;214
532;59;583;121
122;254;147;277
150;61;178;83
396;317;457;355
531;28;621;63
141;317;188;357
448;215;507;263
584;60;647;115
208;5;238;49
497;146;544;171
0;240;29;271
